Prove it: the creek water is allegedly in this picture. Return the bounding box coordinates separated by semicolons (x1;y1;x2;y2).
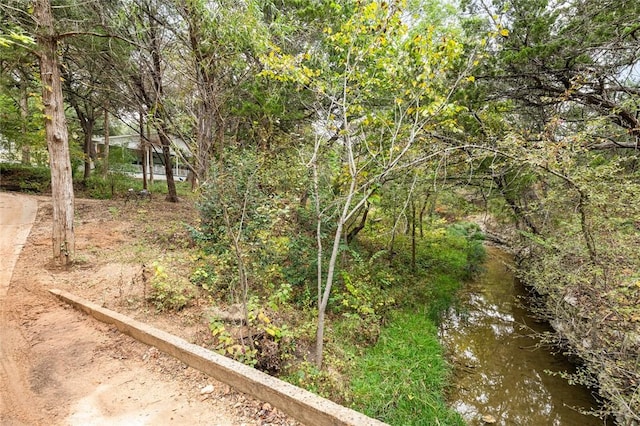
440;247;605;426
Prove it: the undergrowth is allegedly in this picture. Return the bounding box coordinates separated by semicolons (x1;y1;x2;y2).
350;311;466;425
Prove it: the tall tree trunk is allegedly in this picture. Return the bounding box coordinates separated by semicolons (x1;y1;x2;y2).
158;130;178;202
66;96;96;182
346;202;370;243
19;81;31;165
419;197;428;238
183;1;222;187
139;110;148;189
315;132;358;369
148;11;177;201
411;200;416;273
82;121;95;181
147;123;154;185
102;104;110;178
34;0;75;265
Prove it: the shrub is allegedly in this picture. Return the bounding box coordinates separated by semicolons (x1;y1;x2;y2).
84;172;133;199
148;261;194;311
0;163;50;192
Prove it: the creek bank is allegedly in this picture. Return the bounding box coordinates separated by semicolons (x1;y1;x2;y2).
467;213;639;424
517;249;639;425
442;247;604;425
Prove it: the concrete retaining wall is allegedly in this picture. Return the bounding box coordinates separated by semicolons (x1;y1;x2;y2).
49;288;387;426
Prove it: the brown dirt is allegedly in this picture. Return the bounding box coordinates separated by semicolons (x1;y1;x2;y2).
0;192;297;426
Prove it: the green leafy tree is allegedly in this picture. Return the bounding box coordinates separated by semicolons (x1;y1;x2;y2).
174;0;271;184
459;0;640;421
262;0;469;368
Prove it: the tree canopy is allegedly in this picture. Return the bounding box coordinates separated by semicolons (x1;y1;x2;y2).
1;0;638;422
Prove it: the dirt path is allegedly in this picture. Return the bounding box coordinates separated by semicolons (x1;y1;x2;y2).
0;192;37;296
0;193;292;426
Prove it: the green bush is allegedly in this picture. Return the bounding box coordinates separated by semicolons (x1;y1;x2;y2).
148;261;195;311
84;172;134;199
447;222;486;278
0;163;50;192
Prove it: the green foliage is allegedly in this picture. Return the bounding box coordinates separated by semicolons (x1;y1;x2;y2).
0;91;46;164
267;282;294;312
209;319;258;367
0;27;35;48
208;302;294;372
283;361;337;398
357;216;486;327
351;311;465;425
332;249;395;344
447;222;486;278
102;146;138;173
148;261;194;312
195;147;313;303
83;172;132;199
189;251;236;296
482;127;640;421
291;210;487;413
0;163;50;192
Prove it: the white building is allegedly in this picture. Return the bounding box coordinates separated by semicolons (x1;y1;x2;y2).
91;134;190;180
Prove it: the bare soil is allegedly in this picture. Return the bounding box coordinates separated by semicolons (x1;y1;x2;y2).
0;192;297;426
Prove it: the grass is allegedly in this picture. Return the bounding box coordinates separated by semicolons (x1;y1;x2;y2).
340;227;484;425
349;308;465;426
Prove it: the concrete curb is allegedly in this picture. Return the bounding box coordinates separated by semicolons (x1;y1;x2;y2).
49;289;387;426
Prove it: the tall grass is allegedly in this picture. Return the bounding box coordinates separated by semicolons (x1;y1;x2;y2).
344;224;485;425
350;303;465;425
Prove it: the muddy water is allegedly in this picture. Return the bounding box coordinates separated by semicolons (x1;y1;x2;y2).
441;247;605;426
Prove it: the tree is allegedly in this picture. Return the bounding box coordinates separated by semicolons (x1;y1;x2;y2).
464;0;640;145
33;0;75;264
458;0;640;421
263;0;469;368
139;0;179;201
0;20;46;164
0;67;46;164
61;37;107;181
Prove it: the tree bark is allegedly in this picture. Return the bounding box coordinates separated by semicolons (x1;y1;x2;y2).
63;75;97;182
315;129;358;368
158;130;178;202
34;0;75;265
411;200;416;273
19;80;31;165
419;196;429;238
81;119;95;181
182;0;225;186
147;123;154;185
139;110;148;189
102;104;110;178
346;202;370;243
148;8;177;201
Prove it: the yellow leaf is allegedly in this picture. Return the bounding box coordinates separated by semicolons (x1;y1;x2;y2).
257;311;271;324
500;28;509;37
466;75;475;83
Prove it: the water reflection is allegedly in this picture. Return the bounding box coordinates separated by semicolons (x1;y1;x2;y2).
441;248;605;426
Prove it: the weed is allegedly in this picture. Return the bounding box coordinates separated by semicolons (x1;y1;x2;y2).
108;206;120;218
209;319;258;366
148;261;194;311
